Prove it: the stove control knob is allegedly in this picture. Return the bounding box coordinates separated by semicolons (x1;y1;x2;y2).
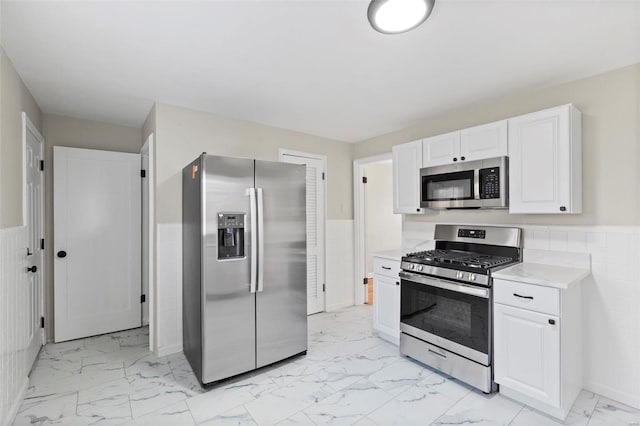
469;274;476;281
409;264;414;270
456;271;463;279
417;265;423;271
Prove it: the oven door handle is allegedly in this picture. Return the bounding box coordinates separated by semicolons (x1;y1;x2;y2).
399;271;489;299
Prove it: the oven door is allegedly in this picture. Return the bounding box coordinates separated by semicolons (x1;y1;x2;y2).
399;271;491;365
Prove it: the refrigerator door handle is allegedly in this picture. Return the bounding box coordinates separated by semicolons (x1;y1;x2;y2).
257;187;265;292
249;187;257;293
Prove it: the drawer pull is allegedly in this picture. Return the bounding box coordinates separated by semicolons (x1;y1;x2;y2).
381;266;392;270
548;319;555;325
428;348;447;359
513;293;534;300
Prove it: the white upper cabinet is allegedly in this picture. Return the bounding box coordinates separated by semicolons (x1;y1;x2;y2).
422;131;460;167
508;105;582;214
460;120;508;162
422;121;507;168
393;140;423;214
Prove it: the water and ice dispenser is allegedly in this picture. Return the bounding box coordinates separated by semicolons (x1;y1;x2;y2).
217;213;245;259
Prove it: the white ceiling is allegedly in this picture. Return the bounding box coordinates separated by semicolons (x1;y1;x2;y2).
2;1;639;142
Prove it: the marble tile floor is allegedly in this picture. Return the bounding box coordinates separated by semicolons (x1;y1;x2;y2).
13;305;640;426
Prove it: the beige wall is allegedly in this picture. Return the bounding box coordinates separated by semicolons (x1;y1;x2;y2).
0;46;42;228
155;102;352;224
352;63;640;226
142;104;156;142
42;113;142;340
364;161;401;274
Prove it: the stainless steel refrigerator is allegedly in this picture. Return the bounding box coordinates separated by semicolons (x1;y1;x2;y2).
182;154;307;385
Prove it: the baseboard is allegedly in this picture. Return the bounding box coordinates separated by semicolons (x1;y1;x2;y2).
5;376;28;426
584;380;640;409
156;343;183;358
326;301;354;312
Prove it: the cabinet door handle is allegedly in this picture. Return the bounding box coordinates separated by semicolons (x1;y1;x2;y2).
381;266;391;270
453;157;458;162
560;206;567;212
513;293;534;300
460;156;466;161
548;319;556;325
396;281;399;286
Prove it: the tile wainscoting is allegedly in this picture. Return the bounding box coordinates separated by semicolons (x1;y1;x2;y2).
403;220;640;409
156;220;355;357
0;226;31;425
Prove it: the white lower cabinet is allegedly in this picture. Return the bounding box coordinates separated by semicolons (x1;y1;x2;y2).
493;278;582;420
372;257;400;345
494;304;560;407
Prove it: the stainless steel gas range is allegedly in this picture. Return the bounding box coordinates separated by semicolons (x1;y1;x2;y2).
399;224;522;393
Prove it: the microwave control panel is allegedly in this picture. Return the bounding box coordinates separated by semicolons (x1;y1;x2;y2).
479;167;500;199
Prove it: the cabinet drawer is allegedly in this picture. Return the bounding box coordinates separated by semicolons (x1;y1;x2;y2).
494;279;559;316
373;258;400;279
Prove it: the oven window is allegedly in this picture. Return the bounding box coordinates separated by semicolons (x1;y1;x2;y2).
400;279;489;355
422;170;474;201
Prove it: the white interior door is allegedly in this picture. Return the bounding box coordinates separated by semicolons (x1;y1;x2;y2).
54;146;141;342
24;113;45;369
280;152;326;315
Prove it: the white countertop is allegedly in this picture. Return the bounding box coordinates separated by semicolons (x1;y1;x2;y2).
493;262;590;290
370;250;404;263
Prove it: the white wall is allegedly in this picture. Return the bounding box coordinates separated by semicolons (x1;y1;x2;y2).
0;227;30;425
364;161;401;274
403;220;640;409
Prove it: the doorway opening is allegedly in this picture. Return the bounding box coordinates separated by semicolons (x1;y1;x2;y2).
353;154;401;306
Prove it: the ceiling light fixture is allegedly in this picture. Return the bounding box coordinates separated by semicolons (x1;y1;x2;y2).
367;0;435;34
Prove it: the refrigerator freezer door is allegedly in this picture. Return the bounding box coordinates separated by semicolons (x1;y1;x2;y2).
255;160;308;368
201;155;256;383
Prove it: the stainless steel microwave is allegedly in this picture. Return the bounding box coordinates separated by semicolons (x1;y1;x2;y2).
420;156;508;209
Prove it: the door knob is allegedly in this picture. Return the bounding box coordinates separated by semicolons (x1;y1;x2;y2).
27;265;38;273
57;250;67;258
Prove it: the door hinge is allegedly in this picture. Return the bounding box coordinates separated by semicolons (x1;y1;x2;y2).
141;294;146;303
39;160;44;171
40;317;45;329
362;176;367;184
40;238;45;250
141;170;146;178
363;277;368;285
322;172;325;180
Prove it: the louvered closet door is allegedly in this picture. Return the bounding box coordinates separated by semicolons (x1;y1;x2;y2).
280;153;325;314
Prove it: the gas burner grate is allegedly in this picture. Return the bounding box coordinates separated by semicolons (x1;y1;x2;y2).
406;250;514;269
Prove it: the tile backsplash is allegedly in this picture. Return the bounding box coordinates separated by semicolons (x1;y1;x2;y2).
403;220;640;408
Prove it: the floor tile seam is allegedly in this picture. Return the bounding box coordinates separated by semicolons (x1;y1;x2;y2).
426;388;474;425
127;394;133;422
19;389;80;414
506;403;527;425
585;394;602;426
77;375;136;406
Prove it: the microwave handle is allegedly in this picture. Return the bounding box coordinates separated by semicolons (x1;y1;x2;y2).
474;169;481;200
